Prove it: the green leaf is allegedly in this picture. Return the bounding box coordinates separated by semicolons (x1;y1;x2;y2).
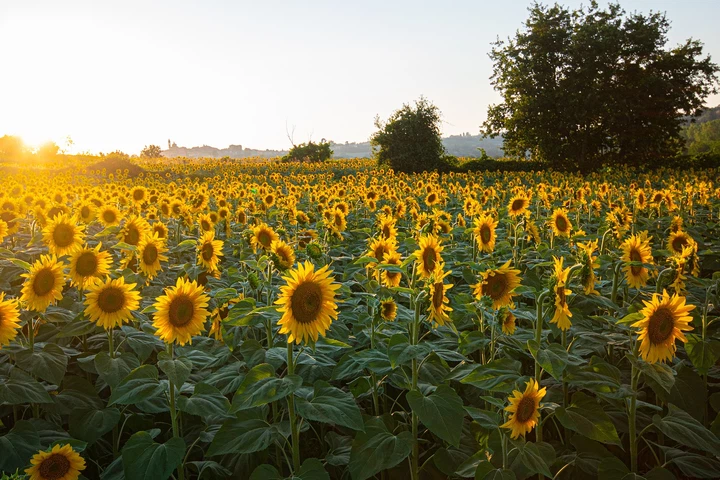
295;381;364;431
122;431;185;480
482;469;516;480
527;340;567;380
555;392;621;445
15;344;68;385
635;359;675;397
653;404;720;456
665;447;720;478
669;364;707;423
8;258;32;270
348;417;413;480
95;351;140;389
250;465;282;480
509;440;552;478
231;363;302;411
466;407;502;430
69;407;121;445
0;421;40;473
157;352;193;388
597;456;630;480
108;365;163;406
0;369;54;404
407;385;464;447
177;383;231;418
207;418;275;456
388;334;431;368
685;334;720;375
460;358;522;392
295;458;331;480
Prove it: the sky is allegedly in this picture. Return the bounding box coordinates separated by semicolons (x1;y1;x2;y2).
1;0;719;155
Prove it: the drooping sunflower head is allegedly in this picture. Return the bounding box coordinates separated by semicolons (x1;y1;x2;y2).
0;219;8;243
275;261;341;345
507;195;529;217
577;240;599;295
42;213;85;256
499;307;516;335
0;293;21;348
550;208;572;237
667;230;694;256
152;277;211;345
21;254;66;313
271;239;296;270
501;378;547;439
380;298;397;322
427;269;453;327
632;290;695;364
414;234;443;279
25;443;86;480
621;233;653;289
69;243;112;287
473;260;522;310
138;233;168;280
251;222;279;252
84;276;141;330
550;257;573;331
197;231;224;273
473;214;498;253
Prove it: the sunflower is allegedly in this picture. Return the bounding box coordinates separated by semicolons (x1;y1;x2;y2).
0;293;21;348
25;443;86;480
632;290;695;364
667;230;694;256
0;219;8;243
69;243;112;287
21;255;66;313
84;276;141;329
473;214;498;253
130;186;147;206
209;297;239;342
137;233;168;280
549;257;572;331
152;277;211;345
77;202;96;224
98;205;122;227
427;269;453;327
414;234;444;280
367;237;396;267
499;307;516;335
507;195;529;217
378;214;398;242
271;239;295;270
276;261;340;345
197;231;224;272
380;298;397;321
550;208;572;237
577;240;599;295
621;234;653;289
381;250;403;287
42;213;85;256
473;261;522;310
118;215;150;247
251;222;279;252
501;378;547;439
198;213;214;234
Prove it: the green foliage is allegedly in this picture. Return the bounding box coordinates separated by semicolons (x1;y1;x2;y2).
483;2;719;171
141;145;163;158
371;96;450;173
282;141;333;163
685;118;720;155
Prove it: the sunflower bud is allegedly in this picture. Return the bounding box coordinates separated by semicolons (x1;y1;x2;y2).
248;272;260;290
306;242;323;260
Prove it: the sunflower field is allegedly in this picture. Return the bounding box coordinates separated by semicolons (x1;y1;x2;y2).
1;157;720;480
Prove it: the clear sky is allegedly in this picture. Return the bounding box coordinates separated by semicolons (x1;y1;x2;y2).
1;0;718;154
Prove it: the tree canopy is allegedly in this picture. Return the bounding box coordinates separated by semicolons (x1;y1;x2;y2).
281;141;333;163
482;1;719;171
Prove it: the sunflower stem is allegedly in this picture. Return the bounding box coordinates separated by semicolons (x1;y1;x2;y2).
167;343;185;480
108;328;115;358
410;293;423;480
287;340;301;473
629;342;641;474
610;261;623;306
534;290;549;443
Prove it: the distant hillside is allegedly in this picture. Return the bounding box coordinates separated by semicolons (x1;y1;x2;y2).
162;134;504;159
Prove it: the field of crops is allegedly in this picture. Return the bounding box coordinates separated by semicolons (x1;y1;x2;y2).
0;158;719;480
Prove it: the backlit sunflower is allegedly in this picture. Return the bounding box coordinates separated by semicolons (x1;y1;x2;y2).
25;443;86;480
632;290;695;364
137;233;168;280
198;213;214;233
380;298;397;321
577;240;599;295
621;233;653;289
549;256;572;331
0;293;21;348
667;230;694;256
209;297;240;342
118;215;150;247
473;261;522;310
378;214;398;242
427;269;453;327
152;277;211;345
77;202;96;224
98;205;122;227
21;255;66;313
271;239;295;270
473;213;498;253
43;213;85;256
152;221;169;239
0;219;8;243
550;208;572;237
501;378;547;439
69;243;112;287
276;261;340;345
499;307;516;335
381;250;403;287
197;231;224;272
507;195;529;217
414;234;443;280
84;276;141;329
367;237;396;267
251;222;279;252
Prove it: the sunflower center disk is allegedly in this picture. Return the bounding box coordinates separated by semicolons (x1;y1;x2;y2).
291;282;323;324
201;243;214;261
53;224;75;248
672;237;687;253
33;269;56;296
169;295;195;327
649;307;675;344
258;231;271;248
432;282;444;308
422;248;436;272
515;396;536;423
630;250;643;276
511;199;524;212
126;227;140;246
480;225;491;243
143;244;158;264
38;453;71;480
76;252;98;276
103;211;116;223
487;275;508;300
98;287;126;314
556;216;567;232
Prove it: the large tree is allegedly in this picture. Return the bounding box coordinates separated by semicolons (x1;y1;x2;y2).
482;2;719;170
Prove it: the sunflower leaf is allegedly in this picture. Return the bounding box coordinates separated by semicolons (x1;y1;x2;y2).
555;392;621;445
157;352;192;388
295;381;364;431
15;343;68;385
407;384;465;447
207;418;276;456
108;365;163;406
348;417;413;480
231;363;302;411
122;431;185;480
653;404;720;456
